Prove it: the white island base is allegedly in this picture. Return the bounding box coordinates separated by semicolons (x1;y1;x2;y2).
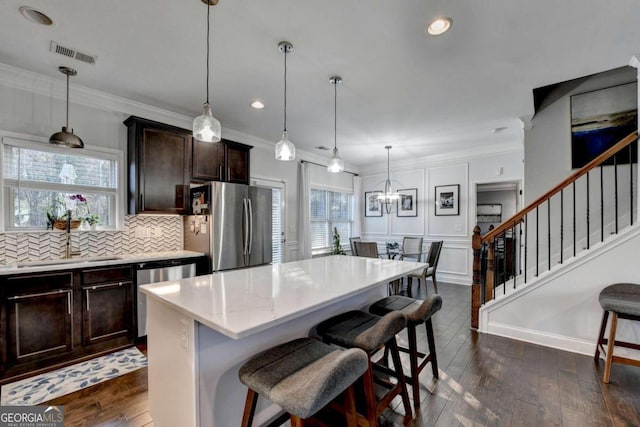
142;256;426;427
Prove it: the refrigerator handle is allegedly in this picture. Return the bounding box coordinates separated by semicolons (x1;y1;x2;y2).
247;198;253;254
243;198;250;255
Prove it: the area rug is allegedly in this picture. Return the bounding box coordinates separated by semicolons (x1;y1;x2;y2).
0;347;147;406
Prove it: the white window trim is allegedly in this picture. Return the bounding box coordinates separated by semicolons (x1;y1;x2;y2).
0;131;125;232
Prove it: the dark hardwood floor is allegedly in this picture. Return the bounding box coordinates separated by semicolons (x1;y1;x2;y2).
45;281;640;426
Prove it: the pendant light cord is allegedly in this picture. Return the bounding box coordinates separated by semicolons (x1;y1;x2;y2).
387;148;391;181
283;48;287;132
205;3;210;105
334;81;337;150
65;72;70;128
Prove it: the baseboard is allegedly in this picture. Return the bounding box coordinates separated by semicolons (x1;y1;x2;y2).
486;322;596;356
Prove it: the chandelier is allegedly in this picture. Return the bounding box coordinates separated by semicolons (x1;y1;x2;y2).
377;145;399;214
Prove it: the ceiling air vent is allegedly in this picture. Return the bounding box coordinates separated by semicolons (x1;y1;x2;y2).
50;41;98;65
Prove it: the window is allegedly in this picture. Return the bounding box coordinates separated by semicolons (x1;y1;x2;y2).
310;188;353;251
2;137;119;230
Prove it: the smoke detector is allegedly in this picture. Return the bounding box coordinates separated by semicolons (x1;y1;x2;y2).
50;41;98;65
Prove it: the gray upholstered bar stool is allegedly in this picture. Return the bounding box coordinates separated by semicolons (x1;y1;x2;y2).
369;294;442;412
594;283;640;383
239;337;368;427
314;310;413;425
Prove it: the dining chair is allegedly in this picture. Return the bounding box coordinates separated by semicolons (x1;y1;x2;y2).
401;237;424;262
408;240;443;296
349;237;361;256
353;241;380;258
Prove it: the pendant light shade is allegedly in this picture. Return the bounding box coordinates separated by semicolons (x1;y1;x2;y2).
193;1;221;142
49;66;84;149
275;41;296;161
327;76;344;173
378;145;399;214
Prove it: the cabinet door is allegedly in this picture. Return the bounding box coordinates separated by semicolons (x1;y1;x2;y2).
192;140;225;182
82;281;134;346
225;143;251;184
139;128;191;214
6;289;73;365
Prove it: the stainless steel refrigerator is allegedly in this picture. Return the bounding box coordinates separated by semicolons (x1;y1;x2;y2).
183;182;272;272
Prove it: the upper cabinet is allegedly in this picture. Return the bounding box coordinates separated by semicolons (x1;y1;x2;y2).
125;116;253;214
125;116;192;214
192;139;252;185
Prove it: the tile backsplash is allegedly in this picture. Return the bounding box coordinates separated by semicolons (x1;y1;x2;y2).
0;215;183;264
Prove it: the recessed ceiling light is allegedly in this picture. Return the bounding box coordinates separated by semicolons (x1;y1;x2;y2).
250;100;264;109
19;6;53;25
493;126;508;134
426;17;452;36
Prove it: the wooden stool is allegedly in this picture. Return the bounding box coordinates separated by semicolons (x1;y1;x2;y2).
239;337;368;426
369;294;442;412
315;310;413;425
594;283;640;383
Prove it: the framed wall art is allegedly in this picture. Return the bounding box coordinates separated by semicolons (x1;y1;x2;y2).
396;188;418;217
435;184;459;216
364;191;383;217
570;82;638;169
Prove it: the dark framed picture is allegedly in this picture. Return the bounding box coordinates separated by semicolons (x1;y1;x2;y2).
570;82;638;169
435;184;459;216
364;191;383;217
396;188;417;217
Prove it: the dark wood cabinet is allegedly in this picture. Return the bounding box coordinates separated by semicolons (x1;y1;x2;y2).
1;272;73;375
81;266;134;346
192;138;252;185
125;116;192;214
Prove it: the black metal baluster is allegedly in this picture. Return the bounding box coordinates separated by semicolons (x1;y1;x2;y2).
536;206;540;277
547;199;551;272
512;222;517;289
573;181;576;257
631;142;635;226
480;243;486;304
524;214;528;284
493;240;497;294
586;171;590;250
560;189;564;264
614;153;618;234
600;165;604;242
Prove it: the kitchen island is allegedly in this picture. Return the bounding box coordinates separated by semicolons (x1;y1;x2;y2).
140;255;427;427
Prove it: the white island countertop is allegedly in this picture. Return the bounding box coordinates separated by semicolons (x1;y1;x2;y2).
140;255;426;339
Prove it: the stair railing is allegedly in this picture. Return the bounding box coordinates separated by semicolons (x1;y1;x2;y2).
472;131;638;328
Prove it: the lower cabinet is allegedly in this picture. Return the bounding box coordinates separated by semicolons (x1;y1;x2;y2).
0;266;135;381
81;266;134;346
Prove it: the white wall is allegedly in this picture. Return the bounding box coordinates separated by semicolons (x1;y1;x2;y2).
360;148;524;286
0;63;357;262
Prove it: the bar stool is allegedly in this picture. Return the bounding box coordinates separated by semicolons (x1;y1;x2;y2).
369;294;442;412
239;337;369;426
315;310;413;425
594;283;640;383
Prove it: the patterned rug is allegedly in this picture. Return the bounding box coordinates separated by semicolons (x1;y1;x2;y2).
1;347;147;406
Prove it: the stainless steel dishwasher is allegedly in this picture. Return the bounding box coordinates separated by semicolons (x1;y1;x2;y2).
136;259;196;338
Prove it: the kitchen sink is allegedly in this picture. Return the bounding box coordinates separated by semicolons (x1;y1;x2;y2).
16;255;123;268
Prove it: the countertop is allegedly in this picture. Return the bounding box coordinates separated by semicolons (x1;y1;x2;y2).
0;250;205;276
140;255;427;339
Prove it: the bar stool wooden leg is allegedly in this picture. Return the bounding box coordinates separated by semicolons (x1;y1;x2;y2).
241;388;259;427
344;385;358;427
362;361;379;427
603;312;618;384
388;338;413;421
425;318;439;379
594;311;609;361
406;323;420;412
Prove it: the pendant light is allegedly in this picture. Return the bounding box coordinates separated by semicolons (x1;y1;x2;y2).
378;146;399;214
275;41;295;161
49;66;84;149
327;76;344;173
193;0;221;143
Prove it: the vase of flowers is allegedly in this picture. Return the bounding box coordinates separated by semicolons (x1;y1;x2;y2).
46;194;89;230
84;213;100;231
331;227;346;255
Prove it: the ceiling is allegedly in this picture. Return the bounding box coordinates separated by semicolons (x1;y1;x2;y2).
0;0;639;167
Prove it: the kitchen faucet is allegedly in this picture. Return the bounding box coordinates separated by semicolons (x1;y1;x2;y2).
65;210;82;259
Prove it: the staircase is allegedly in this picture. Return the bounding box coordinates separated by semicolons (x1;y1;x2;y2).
471;131;639;350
